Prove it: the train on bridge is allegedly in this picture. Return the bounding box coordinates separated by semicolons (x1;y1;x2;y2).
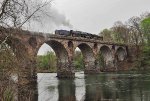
55;30;103;40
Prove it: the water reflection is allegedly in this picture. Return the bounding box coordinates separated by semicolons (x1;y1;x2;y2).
38;73;58;101
38;72;150;101
58;79;76;101
84;75;102;101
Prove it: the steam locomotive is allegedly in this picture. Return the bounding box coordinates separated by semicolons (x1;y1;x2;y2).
55;30;103;40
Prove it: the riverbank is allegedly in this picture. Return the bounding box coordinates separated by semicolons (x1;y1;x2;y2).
37;68;150;74
37;69;84;73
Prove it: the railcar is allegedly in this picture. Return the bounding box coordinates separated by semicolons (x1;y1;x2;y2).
55;30;103;40
55;30;70;36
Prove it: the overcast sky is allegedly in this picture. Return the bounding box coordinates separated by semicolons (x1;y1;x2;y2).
38;0;150;55
52;0;150;34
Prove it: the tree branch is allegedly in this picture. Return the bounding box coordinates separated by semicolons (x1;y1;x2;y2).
18;1;51;28
0;0;10;18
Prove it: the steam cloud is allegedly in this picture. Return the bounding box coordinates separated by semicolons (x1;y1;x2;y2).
50;8;72;27
25;6;72;33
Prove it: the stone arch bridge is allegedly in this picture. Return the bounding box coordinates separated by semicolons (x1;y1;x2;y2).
0;28;129;78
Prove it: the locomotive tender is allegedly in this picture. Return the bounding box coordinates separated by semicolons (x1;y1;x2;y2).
55;30;103;40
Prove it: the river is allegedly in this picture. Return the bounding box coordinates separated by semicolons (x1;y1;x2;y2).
38;71;150;101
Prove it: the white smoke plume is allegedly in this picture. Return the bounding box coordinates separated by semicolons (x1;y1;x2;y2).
49;8;72;27
24;1;72;33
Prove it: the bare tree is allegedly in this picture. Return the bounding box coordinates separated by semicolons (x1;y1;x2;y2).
100;29;113;42
126;16;144;45
0;0;52;28
0;0;52;100
111;21;129;43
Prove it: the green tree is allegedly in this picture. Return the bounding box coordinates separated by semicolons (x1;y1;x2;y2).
74;51;84;70
37;51;57;72
140;17;150;68
141;45;150;68
141;17;150;45
97;52;105;70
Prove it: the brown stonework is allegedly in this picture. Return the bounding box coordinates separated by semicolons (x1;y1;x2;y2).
0;28;130;77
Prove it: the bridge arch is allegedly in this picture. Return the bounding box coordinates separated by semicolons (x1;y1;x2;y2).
74;43;95;69
100;45;111;58
46;40;69;65
115;47;126;61
37;40;69;70
99;45;113;66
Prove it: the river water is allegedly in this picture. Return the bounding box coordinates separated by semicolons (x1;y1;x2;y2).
38;72;150;101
